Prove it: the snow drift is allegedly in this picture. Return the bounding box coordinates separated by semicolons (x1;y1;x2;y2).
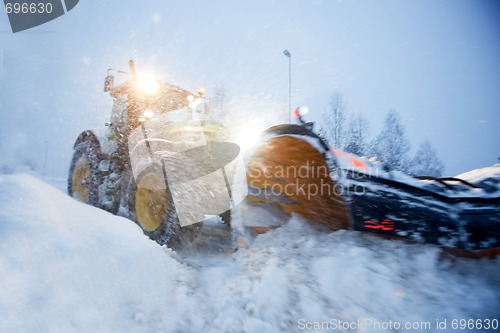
0;174;199;332
0;174;499;332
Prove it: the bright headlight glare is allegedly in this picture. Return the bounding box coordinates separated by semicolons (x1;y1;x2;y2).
298;106;309;116
187;95;195;102
189;102;196;109
237;128;260;150
144;110;155;119
138;76;160;95
195;97;201;105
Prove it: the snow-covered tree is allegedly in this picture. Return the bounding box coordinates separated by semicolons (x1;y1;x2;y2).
320;91;346;149
370;110;410;172
408;140;445;177
344;114;370;156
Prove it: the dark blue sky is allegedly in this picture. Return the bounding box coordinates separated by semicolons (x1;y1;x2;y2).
1;0;499;176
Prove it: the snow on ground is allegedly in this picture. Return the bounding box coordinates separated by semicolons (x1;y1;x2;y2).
456;163;500;194
1;173;499;332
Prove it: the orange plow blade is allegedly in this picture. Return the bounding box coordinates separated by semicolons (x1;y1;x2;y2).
243;134;349;231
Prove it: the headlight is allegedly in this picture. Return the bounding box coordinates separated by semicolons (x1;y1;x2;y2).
144;110;155;119
138;76;160;95
236;127;261;150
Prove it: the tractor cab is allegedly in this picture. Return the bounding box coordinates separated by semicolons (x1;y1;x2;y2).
104;61;200;136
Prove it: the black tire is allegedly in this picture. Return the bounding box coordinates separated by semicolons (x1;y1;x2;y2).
68;140;102;207
128;163;202;248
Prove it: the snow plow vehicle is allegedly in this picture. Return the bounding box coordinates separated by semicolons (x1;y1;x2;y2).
69;61;499;256
68;61;238;247
233;119;500;257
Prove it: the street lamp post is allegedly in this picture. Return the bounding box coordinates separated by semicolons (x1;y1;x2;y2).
283;49;291;123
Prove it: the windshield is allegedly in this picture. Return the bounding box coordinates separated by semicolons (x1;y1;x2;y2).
165;107;189;122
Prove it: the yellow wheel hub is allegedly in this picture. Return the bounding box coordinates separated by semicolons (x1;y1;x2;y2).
71;156;90;202
135;173;166;232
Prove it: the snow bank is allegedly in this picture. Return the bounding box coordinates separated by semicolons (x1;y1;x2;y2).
0;174;200;332
1;174;499;332
456;163;500;194
210;220;500;332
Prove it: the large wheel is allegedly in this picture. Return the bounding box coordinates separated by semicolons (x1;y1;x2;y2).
68;140;102;206
128;164;202;248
